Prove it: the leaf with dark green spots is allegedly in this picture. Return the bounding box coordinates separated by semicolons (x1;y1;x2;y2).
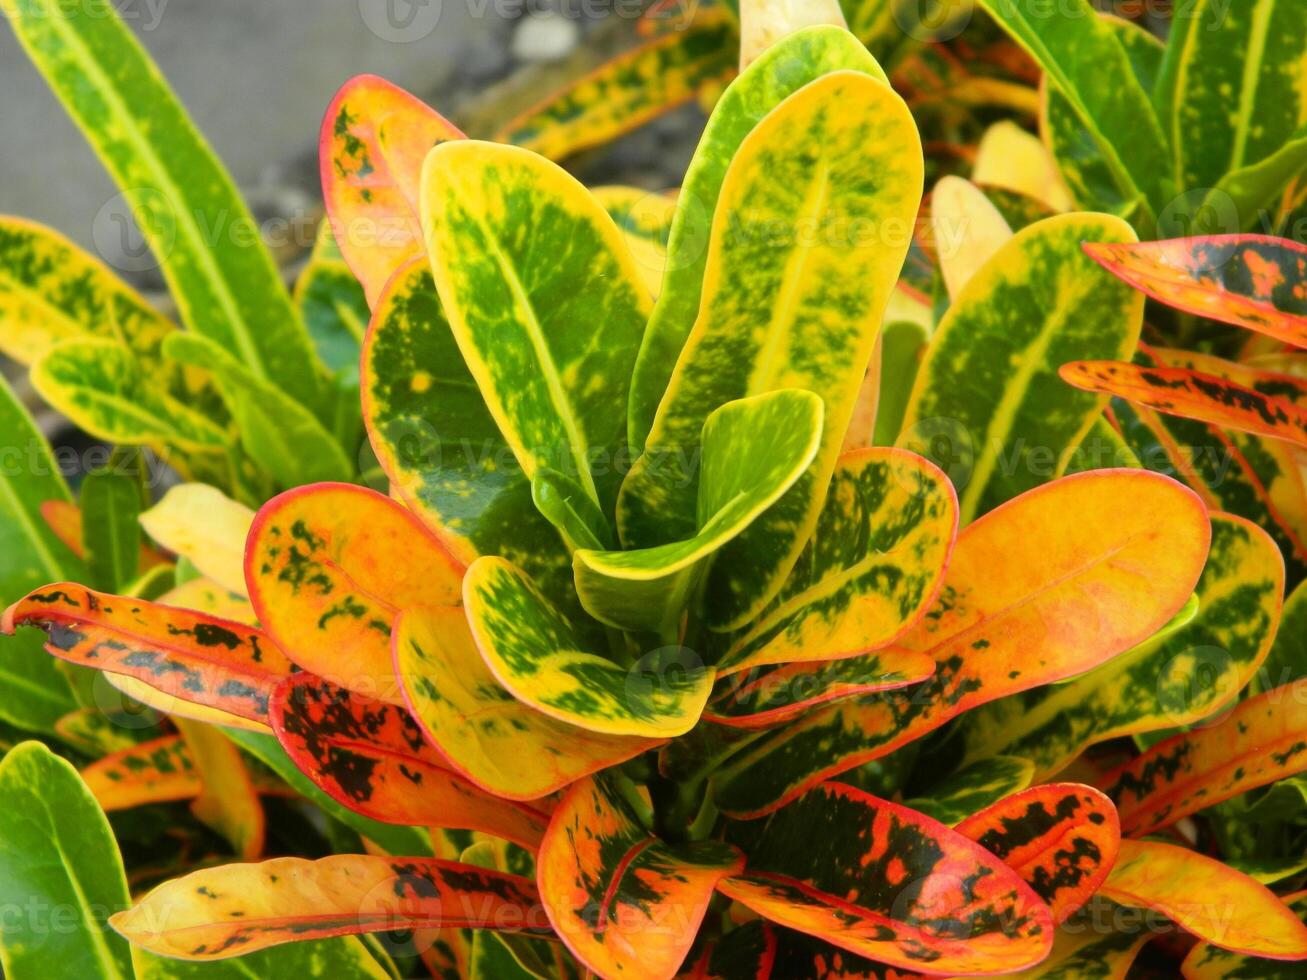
872;321;928;447
898;213;1144;523
712;448;957;676
628;24;890;458
464;557;713;737
394;605;659;802
1182;890;1307;979
0;742;132;979
711;470;1210;818
2;0;325;415
956;513;1280;780
719;781;1054;974
79;467;140;592
537;772;742;980
270;673;548;849
678;921;776;979
3;583;293;724
622;70;923;631
495;8;738;162
902;756;1034;827
421;140;651;518
575;389;822;635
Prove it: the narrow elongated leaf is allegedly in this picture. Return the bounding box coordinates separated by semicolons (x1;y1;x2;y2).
394;605;658;801
957;513;1282;779
360;260;574;609
111;855;550;960
271;673;548;849
2;0;324;413
176;716;265;860
321;74;464;305
3;584;293;723
133;937;395;980
295;221;370;377
463;558;713;737
719;782;1055;975
953;784;1120;923
82;734;214;811
978;0;1171;217
1060;360;1307;449
713;448;957;676
901;756;1034;827
622;70;923;630
931;176;1013;299
1085;236;1307;350
1098;840;1307;960
246;483;462;700
713;470;1210;817
1261;578;1307;690
575;389;822;634
140;483;253;597
1101;682;1307;837
898;213;1144;523
533;468;613;553
0;742;132;980
1182;891;1307;979
628;24;890;457
421;140;652;516
496;9;738;161
873;321;928;447
537;773;743;980
79;467;141;591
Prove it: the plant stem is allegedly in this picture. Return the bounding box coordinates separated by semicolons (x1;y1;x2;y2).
611;771;654;830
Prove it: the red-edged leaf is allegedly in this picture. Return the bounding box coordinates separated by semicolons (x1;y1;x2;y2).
718;782;1055;976
2;583;292;723
1084;236;1307;350
1100;681;1307;837
1098;840;1307;961
953;784;1120;924
271;673;548;850
320;74;463;305
1060;360;1307;449
246;482;463;702
1182;890;1307;978
537;772;743;980
111;855;551;960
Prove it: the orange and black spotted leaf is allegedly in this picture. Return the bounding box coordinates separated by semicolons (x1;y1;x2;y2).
270;673;548;851
1099;682;1307;838
678;921;777;980
537;772;744;980
1084;236;1307;350
1;583;292;723
719;782;1055;976
246;482;464;702
111;854;552;961
953;784;1120;924
1059;360;1307;449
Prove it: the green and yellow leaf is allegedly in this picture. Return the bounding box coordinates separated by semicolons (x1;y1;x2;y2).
901;755;1034;827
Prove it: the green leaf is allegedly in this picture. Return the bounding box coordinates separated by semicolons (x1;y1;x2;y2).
872;320;927;446
620;69;923;631
295;222;370;376
0;629;78;737
575;389;823;635
979;0;1172;219
421;140;651;517
897;213;1144;523
531;467;613;553
0;742;132;980
0;0;325;416
627;24;890;453
902;755;1035;826
163;332;352;487
133;939;395;980
1260;578;1307;691
1061;414;1142;475
79;468;141;592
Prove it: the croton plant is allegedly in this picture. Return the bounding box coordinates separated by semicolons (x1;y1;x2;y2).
2;0;1307;978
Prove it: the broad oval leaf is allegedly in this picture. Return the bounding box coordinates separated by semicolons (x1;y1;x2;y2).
2;583;292;724
1101;680;1307;837
719;781;1055;975
321;74;464;305
110;855;550;960
271;673;548;849
627;24;891;452
956;512;1283;780
1182;891;1307;979
537;772;743;980
246;482;462;701
898;212;1145;524
394;605;659;801
621;69;924;630
463;558;714;737
1098;840;1307;961
574;389;823;634
421;139;652;516
931;176;1013;299
713;447;958;676
713;470;1210;817
954;784;1120;924
1084;236;1307;350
